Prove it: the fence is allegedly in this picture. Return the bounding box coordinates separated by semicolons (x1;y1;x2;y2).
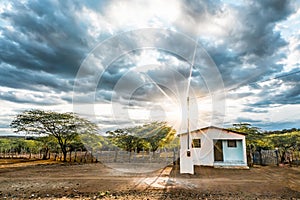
0;148;40;159
253;149;300;166
5;147;300;167
0;147;180;165
0;148;92;162
95;149;179;164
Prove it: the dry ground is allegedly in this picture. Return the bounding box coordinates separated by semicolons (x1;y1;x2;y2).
0;159;300;199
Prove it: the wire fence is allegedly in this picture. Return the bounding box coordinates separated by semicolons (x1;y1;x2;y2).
2;147;300;167
95;149;179;164
0;148;180;165
253;149;300;166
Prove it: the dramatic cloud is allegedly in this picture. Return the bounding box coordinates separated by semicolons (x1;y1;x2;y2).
0;0;299;135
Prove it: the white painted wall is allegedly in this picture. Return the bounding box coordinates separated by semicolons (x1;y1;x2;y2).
179;134;194;174
191;132;214;166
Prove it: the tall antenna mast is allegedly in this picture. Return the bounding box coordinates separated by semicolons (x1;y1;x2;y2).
186;39;198;156
187;96;190;156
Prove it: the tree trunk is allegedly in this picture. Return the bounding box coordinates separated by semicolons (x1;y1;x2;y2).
69;151;72;162
62;150;67;162
42;148;49;160
80;148;83;162
58;140;68;162
74;150;77;162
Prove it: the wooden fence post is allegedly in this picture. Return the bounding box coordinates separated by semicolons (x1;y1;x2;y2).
114;149;118;162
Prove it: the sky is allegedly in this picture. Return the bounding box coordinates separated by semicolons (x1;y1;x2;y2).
0;0;300;135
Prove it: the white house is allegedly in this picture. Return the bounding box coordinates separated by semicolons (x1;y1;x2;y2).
179;126;248;174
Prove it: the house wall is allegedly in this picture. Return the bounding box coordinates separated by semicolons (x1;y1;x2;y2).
191;132;213;166
180;134;194;174
181;127;247;167
222;140;244;162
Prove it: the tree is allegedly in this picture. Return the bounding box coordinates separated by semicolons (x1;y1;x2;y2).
11;138;26;155
134;121;176;154
80;133;104;162
107;121;176;154
163;137;180;150
23;139;42;159
80;133;104;152
0;138;12;158
107;128;139;152
266;131;300;164
35;136;58;160
10;109;98;162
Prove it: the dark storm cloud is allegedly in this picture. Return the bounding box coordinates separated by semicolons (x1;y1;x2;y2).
278;69;300;83
235;117;262;124
230;117;298;131
212;0;292;86
1;0;295;105
225;0;292;55
276;70;300;104
93;49;190;105
258;121;299;131
0;63;73;92
233;1;290;56
97;57;134;92
96;89;115;102
0;0;91;89
0;0;112;107
180;0;298;111
246;69;300;108
251;86;300;108
180;0;222;27
0;0;299;133
284;86;300;101
0;90;66;105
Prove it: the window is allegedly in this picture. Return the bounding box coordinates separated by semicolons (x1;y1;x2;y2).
192;139;201;148
227;140;237;148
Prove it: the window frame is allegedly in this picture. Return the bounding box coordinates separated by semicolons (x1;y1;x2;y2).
227;140;237;148
192;138;201;148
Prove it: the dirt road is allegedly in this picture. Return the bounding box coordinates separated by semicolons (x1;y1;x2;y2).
0;159;299;199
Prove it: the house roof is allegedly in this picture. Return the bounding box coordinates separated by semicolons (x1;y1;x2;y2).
179;126;248;136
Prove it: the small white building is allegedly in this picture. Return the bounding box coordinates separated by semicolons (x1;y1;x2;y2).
179;126;248;174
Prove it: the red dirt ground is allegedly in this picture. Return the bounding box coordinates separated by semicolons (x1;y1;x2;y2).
0;159;300;199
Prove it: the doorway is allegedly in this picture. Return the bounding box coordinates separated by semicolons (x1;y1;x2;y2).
214;140;223;161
